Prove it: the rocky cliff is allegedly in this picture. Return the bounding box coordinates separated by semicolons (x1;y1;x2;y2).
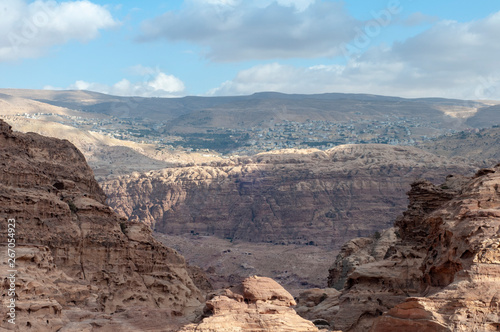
103;145;474;248
302;168;500;331
0;119;204;331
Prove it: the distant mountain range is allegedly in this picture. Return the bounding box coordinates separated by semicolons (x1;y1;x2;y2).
1;89;498;133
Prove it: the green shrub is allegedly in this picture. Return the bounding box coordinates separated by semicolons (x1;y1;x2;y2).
67;201;78;214
120;222;127;234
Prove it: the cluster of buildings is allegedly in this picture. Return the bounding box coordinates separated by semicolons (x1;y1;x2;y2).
214;117;455;155
16;112;459;156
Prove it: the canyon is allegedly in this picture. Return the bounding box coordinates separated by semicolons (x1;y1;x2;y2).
1;87;500;331
101;145;475;289
3;116;500;331
103;145;474;247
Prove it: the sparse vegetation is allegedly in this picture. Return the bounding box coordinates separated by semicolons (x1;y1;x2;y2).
67;200;78;214
120;222;127;234
169;133;250;153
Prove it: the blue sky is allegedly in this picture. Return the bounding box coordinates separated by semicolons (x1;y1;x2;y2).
1;0;500;99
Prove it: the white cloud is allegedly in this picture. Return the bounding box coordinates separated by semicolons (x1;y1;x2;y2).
209;59;500;100
191;0;313;11
45;68;186;97
127;64;159;76
391;12;500;75
209;11;500;100
137;0;361;62
0;0;118;62
208;62;402;96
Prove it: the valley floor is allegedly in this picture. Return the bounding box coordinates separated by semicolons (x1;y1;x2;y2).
154;232;336;295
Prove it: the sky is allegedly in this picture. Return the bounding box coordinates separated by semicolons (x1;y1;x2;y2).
1;0;500;99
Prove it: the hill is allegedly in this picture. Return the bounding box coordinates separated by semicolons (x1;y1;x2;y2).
420;126;500;166
466;104;500;128
0;89;486;133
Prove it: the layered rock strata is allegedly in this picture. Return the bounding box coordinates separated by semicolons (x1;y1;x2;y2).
103;145;474;248
307;169;500;331
371;169;500;331
0;119;203;331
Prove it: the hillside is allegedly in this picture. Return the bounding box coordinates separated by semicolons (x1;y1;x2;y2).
421;126;500;166
0;88;485;132
1;88;496;157
466;104;500;128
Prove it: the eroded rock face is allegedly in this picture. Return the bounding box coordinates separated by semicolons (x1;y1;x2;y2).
327;228;398;290
295;288;341;330
374;168;500;332
102;145;474;248
180;276;319;332
315;168;500;331
0;119;203;331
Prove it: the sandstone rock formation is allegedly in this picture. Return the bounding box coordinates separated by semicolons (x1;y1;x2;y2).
180;276;319;332
103;145;475;249
305;169;500;331
371;170;500;331
327;227;398;290
295;288;341;329
0;119;204;331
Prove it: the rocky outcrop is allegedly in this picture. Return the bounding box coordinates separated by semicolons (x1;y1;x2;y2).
295;288;341;329
372;168;500;331
0;119;204;331
102;145;474;248
180;276;319;332
327;227;398;290
312;168;500;331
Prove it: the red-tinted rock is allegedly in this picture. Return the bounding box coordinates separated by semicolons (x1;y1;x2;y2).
0;119;204;331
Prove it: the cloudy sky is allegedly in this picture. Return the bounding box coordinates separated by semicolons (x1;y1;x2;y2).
1;0;499;99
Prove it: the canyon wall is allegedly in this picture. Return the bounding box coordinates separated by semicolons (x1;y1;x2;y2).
300;168;500;331
103;145;474;248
